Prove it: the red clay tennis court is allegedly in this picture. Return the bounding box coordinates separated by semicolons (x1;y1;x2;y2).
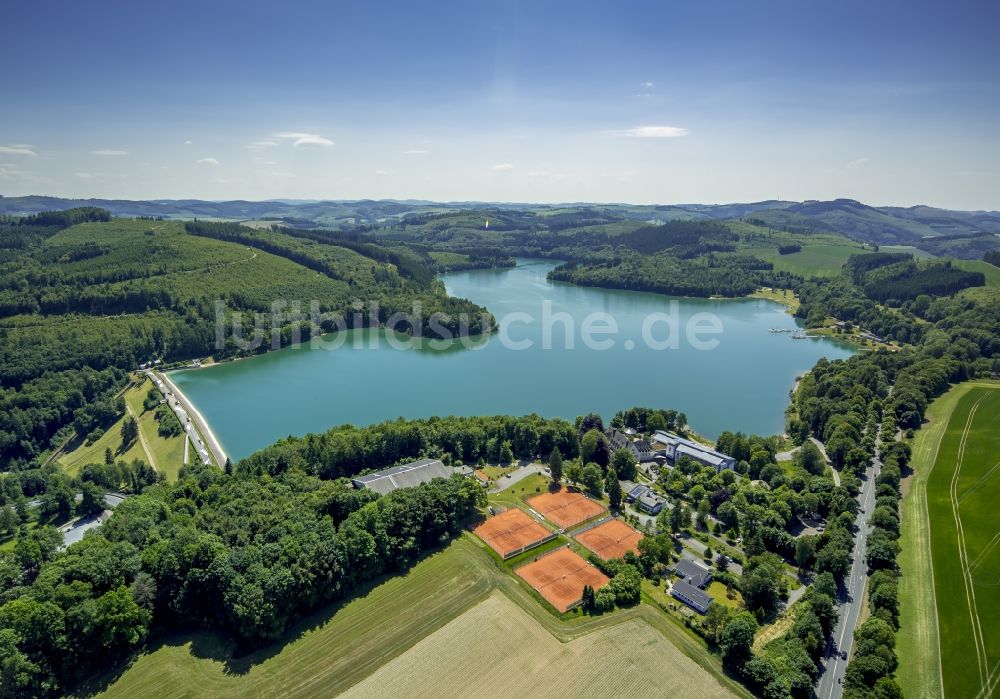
527;490;606;529
575;519;644;560
516;547;610;612
473;508;553;559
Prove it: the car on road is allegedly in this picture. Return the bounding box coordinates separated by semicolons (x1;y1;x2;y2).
840;650;848;660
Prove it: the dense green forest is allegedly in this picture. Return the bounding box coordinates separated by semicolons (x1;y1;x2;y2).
238;413;581;479
0;464;484;695
548;252;793;298
0;212;494;466
1;201;999;698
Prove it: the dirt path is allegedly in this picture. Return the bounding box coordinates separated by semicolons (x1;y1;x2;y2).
125;402;159;473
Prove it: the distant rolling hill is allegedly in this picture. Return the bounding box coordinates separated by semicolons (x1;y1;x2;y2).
1;194;998;258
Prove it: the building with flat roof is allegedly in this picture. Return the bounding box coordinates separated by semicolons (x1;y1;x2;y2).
625;483;650;504
351;458;469;495
674;558;713;588
671;579;712;614
652;431;736;473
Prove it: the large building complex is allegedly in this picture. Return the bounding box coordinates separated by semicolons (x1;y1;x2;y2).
652;431;736;472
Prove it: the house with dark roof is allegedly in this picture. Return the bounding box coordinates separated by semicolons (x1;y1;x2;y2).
606;429;657;462
351;458;468;495
671;579;712;614
674;558;713;588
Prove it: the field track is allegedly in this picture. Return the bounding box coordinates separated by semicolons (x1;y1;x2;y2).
898;382;1000;699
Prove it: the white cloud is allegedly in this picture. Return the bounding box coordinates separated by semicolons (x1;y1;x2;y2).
635;93;652;98
610;125;688;138
374;169;388;175
184;140;193;145
196;157;220;165
273;131;333;147
0;144;37;156
91;149;128;156
845;157;870;168
493;163;514;171
403;149;429;155
75;172;95;179
0;164;28;179
245;140;279;151
640;81;654;87
0;163;50;184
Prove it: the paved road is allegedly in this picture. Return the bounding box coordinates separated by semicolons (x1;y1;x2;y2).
815;448;882;698
488;463;546;493
151;370;228;467
678;534;745;575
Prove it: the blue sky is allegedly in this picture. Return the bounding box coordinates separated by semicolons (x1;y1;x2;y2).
1;0;998;208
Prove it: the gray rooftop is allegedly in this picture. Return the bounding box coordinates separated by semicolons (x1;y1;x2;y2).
671;579;712;611
352;458;457;495
675;558;712;587
637;491;663;508
654;431;735;469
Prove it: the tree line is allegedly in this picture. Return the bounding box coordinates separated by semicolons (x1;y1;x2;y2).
0;463;484;696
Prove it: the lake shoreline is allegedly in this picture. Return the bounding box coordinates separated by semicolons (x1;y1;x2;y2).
171;259;854;460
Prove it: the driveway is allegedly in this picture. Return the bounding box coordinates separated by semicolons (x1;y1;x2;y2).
489;462;547;493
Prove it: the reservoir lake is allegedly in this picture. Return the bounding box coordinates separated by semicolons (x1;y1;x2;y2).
171;259;855;460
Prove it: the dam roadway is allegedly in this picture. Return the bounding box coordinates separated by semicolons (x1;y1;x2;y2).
150;369;229;468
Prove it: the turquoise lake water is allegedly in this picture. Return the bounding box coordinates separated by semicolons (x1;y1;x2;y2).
171;259;854;459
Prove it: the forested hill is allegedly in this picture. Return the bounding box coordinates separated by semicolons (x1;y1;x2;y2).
2;195;998;258
0;212;495;466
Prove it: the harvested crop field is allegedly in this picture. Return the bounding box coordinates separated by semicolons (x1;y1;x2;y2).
473;508;554;558
93;536;746;698
341;591;734;699
528;490;605;529
516;547;609;612
576;518;643;560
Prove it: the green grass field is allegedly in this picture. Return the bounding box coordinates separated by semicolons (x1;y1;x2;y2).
123;378;186;479
756;243;867;277
89;535;748;698
898;382;1000;699
58;378;186;480
879;244;938;260
748;287;800;313
57;413;147;476
955;259;1000;289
